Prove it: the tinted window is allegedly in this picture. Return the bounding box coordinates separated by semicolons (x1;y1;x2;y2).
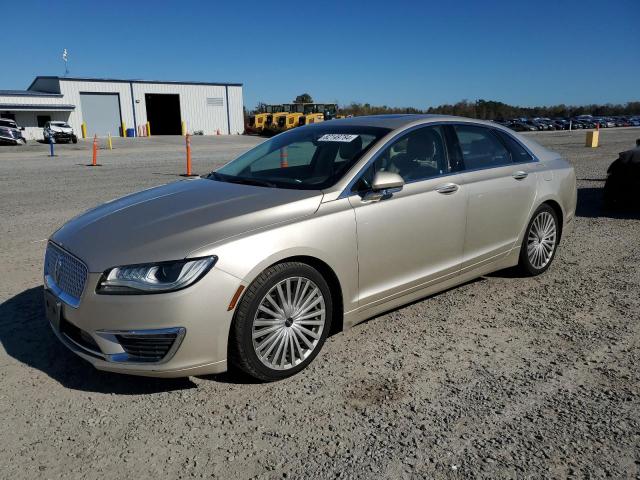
380;126;449;182
454;125;512;170
494;130;533;163
352;126;451;192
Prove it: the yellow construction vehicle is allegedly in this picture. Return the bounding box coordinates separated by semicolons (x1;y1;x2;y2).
283;112;305;130
246;105;285;134
297;103;339;127
265;104;294;135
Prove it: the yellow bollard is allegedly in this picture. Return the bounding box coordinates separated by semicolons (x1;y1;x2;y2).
121;122;127;137
586;130;599;148
107;133;113;150
181;121;186;136
81;122;87;139
146;121;151;137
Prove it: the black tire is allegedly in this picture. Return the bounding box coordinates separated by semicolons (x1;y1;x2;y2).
518;204;560;276
72;135;78;144
229;262;332;382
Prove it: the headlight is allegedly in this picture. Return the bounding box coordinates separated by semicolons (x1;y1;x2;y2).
97;256;217;294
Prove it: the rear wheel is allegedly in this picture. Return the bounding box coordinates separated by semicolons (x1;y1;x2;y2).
518;204;559;276
229;262;332;381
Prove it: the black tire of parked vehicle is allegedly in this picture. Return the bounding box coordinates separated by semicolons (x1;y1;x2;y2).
72;136;78;144
518;204;560;276
229;262;333;381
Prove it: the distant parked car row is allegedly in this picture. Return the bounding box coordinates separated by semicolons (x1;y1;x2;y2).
0;118;78;146
495;115;640;133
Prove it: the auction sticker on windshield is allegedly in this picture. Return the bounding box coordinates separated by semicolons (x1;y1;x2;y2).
317;134;359;142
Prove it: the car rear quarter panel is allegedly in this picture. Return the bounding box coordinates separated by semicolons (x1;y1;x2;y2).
532;157;577;235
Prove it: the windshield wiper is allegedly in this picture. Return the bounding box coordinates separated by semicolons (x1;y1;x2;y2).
207;172;277;188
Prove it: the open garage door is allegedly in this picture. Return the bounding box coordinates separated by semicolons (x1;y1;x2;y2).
145;94;182;135
80;93;122;137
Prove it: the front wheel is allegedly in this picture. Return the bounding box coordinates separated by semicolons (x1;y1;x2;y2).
518;204;559;276
229;262;332;381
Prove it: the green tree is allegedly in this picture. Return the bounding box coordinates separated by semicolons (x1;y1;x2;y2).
253;102;267;114
294;93;313;104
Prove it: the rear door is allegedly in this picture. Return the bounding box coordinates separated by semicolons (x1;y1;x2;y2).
452;124;538;270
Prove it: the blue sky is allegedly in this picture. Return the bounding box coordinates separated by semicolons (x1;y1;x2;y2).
3;0;639;109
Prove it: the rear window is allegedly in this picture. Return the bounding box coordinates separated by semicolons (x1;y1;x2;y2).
453;125;512;170
494;130;533;163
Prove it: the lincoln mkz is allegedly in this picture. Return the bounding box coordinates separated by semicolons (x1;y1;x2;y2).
43;115;577;380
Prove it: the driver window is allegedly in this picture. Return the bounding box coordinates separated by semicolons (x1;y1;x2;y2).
382;126;448;183
353;126;448;191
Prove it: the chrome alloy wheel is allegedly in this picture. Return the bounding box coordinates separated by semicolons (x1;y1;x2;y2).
527;211;557;269
252;277;326;370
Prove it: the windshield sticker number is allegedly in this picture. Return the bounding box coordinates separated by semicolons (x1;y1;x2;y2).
317;134;359;143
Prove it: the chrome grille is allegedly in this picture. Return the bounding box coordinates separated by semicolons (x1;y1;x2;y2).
44;242;88;307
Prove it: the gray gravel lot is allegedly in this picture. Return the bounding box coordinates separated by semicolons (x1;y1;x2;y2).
0;129;639;479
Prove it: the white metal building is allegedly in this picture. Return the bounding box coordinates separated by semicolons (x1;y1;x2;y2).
0;76;244;139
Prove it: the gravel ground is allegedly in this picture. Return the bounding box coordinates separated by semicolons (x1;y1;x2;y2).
0;129;639;479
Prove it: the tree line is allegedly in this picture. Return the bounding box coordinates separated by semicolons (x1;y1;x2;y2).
338;99;640;120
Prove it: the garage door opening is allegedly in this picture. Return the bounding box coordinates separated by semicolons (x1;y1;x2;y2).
145;94;181;135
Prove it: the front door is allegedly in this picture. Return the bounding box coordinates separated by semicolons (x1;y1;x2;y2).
348;125;467;308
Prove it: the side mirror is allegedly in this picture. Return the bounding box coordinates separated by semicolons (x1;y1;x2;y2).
20;126;25;131
362;171;405;202
372;171;404;191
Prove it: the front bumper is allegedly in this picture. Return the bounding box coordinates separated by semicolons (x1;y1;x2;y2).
47;132;76;142
45;266;243;377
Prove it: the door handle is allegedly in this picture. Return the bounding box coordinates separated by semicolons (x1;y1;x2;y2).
512;171;528;180
435;183;459;195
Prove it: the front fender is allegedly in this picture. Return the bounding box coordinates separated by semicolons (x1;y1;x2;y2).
188;198;359;314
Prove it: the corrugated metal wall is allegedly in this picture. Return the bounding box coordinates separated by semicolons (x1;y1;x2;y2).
131;82;244;135
0;94;66;106
1;79;244;138
0;92;72;139
2;111;71;140
59;80;134;136
227;86;244;135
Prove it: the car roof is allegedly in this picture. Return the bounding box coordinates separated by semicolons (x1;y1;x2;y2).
314;114;499;130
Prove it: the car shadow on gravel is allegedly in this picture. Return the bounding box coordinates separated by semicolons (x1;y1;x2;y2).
0;286;196;394
577;187;640;219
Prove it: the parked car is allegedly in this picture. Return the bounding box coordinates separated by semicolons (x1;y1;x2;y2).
604;144;640;209
507;121;537;132
43;115;577;380
533;118;556;131
43;121;78;143
0;118;27;145
552;120;570;130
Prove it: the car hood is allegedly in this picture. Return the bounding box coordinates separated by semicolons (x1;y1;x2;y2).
49;126;73;133
52;178;323;272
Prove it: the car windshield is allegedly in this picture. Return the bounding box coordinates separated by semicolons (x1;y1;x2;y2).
0;119;16;128
51;122;70;127
210;125;390;190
